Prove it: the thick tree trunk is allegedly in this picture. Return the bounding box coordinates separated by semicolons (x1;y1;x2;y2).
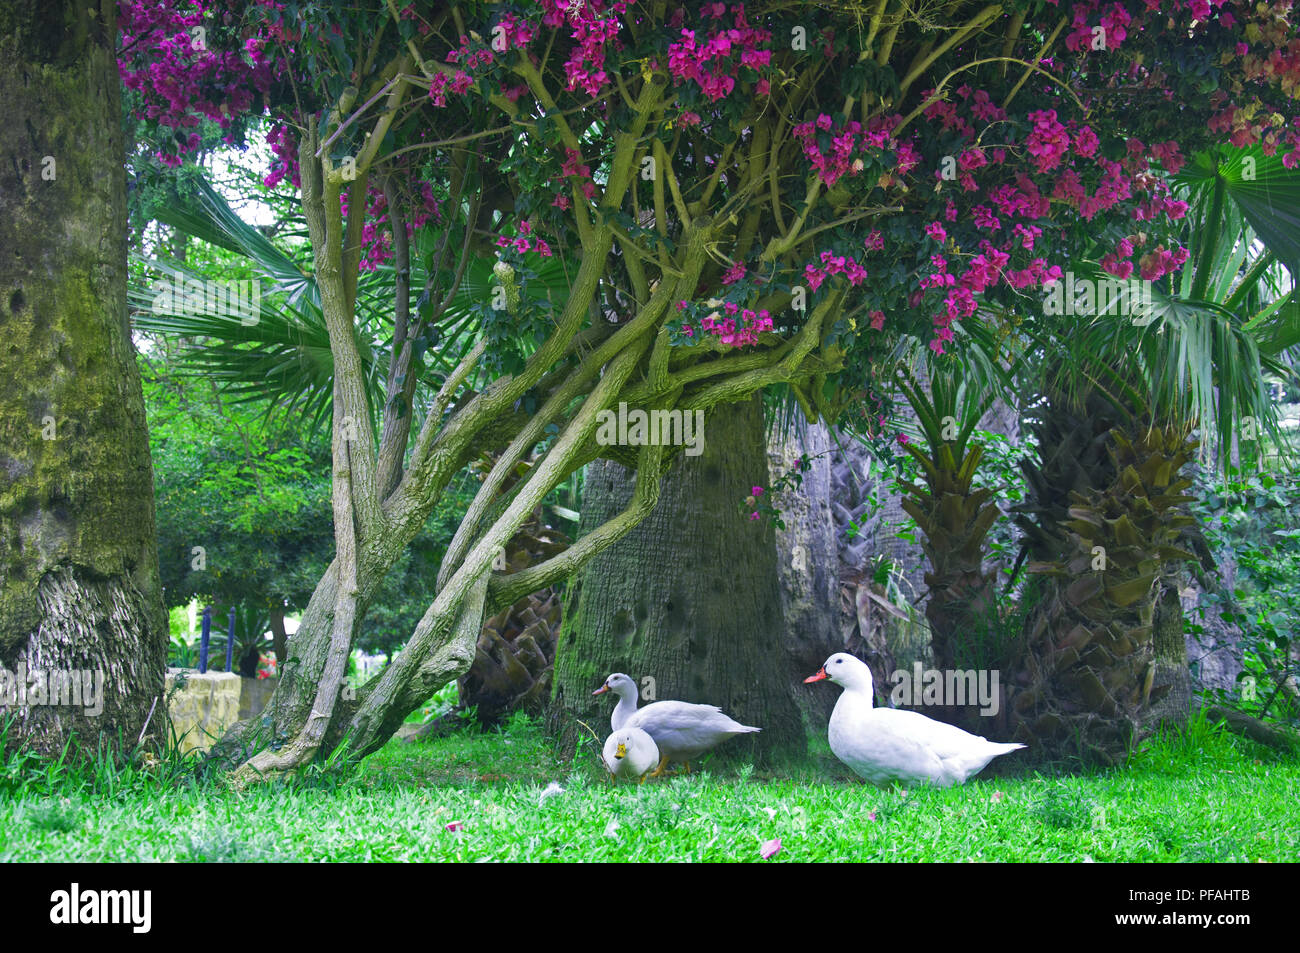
0;0;168;756
550;396;806;765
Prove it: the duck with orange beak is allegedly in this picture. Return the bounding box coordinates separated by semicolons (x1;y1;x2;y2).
805;653;1025;786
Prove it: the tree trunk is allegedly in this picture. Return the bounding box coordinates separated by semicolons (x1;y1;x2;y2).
0;0;168;756
1009;400;1200;764
1146;578;1191;729
550;396;805;765
767;419;840;728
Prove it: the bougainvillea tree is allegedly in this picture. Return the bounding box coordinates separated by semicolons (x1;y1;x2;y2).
118;0;1300;776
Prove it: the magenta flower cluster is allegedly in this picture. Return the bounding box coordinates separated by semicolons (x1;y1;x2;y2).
495;220;554;258
790;114;902;187
118;0;277;165
665;5;773;103
678;298;773;349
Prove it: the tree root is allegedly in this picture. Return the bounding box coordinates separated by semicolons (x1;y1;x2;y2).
1204;705;1300;752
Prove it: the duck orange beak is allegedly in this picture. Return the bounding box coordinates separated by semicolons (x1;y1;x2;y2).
592;684;610;696
803;668;827;683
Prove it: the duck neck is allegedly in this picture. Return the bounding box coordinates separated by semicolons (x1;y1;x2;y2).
848;674;876;708
611;688;639;730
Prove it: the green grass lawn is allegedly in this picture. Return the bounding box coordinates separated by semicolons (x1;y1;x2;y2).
1;711;1296;862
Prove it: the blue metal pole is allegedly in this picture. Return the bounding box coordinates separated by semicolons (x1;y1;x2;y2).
199;606;211;674
226;607;236;673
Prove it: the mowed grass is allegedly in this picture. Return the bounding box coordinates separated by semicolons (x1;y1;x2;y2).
1;711;1296;862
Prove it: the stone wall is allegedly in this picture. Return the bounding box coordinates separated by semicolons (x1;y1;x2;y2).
238;676;278;722
165;669;241;755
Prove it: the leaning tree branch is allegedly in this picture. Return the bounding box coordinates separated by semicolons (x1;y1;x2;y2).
485;439;668;612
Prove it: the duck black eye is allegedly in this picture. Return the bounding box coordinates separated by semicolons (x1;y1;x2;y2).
835;659;842;664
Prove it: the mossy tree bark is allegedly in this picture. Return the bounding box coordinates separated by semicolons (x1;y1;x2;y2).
550;396;806;765
0;0;168;756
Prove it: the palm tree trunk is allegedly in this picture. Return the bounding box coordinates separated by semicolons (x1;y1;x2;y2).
550;396;805;764
1010;381;1199;763
0;0;168;756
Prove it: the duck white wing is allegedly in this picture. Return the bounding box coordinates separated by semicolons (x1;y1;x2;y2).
829;705;948;785
626;701;759;759
830;699;1022;786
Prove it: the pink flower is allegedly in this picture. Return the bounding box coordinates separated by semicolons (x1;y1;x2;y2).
750;511;760;521
445;822;463;832
721;261;746;285
1073;125;1099;158
752;486;765;496
869;310;886;331
449;71;473;95
867;810;877;822
760;838;782;859
924;222;947;243
1100;254;1135;280
1026;109;1070;173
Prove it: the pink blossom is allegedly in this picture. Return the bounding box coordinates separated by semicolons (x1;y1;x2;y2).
1073;125;1100;158
1026;109;1070;173
760;837;782;859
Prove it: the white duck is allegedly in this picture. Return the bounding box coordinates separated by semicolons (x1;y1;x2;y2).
805;653;1025;787
602;727;659;784
593;673;760;775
